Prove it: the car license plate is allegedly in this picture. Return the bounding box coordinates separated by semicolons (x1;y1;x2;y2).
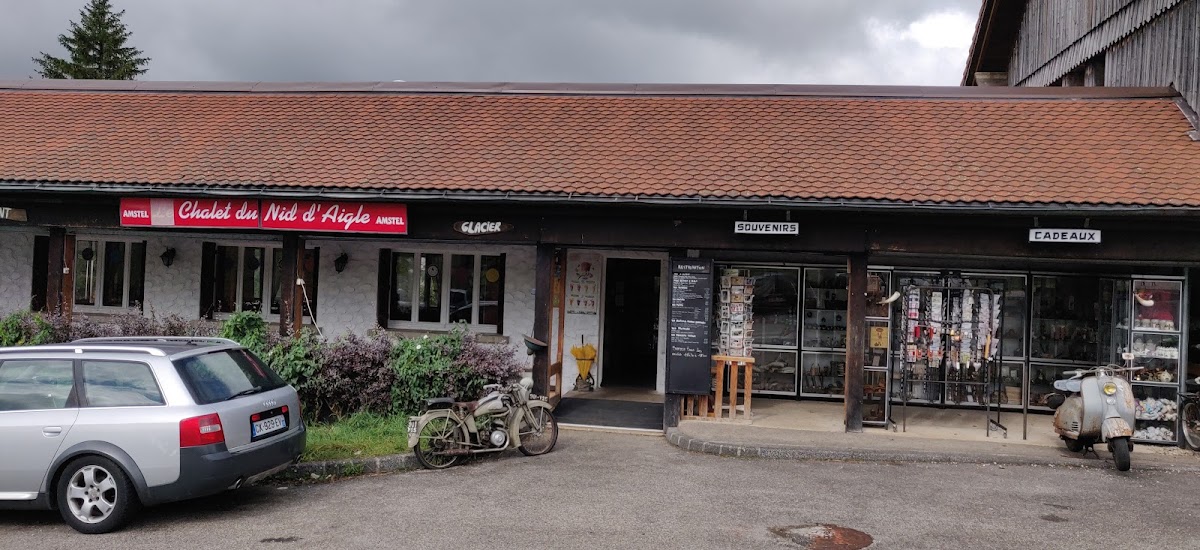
252;414;287;439
407;418;418;449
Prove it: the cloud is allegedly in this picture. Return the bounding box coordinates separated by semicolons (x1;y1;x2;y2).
0;0;981;85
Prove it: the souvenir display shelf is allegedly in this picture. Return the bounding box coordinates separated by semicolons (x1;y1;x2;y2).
801;268;848;397
1129;279;1183;444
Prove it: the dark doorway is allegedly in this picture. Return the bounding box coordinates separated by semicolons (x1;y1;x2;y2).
601;259;660;389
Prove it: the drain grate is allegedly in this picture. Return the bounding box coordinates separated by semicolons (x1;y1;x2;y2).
769;524;873;549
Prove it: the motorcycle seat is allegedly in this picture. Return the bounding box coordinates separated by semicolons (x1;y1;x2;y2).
426;397;454;409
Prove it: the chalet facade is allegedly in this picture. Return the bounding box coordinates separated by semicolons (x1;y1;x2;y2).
1;80;1200;441
965;0;1200;112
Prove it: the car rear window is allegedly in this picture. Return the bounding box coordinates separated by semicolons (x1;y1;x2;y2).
173;349;286;405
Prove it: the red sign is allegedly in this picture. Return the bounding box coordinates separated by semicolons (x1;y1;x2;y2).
120;198;260;228
260;200;408;234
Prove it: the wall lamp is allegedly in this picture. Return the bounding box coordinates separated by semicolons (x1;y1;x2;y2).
160;248;176;268
334;252;350;273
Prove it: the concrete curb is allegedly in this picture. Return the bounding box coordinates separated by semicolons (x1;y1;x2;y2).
281;452;419;479
665;427;1200;472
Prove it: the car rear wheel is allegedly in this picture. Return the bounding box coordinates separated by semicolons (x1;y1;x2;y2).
56;456;138;534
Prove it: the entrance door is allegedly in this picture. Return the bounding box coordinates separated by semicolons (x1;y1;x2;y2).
601;259;660;388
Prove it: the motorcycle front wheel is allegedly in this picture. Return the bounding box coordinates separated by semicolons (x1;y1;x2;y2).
1110;437;1131;472
1181;401;1200;451
414;416;467;469
518;406;559;456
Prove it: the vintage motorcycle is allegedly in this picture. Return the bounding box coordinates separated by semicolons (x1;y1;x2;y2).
1046;365;1140;471
408;378;558;469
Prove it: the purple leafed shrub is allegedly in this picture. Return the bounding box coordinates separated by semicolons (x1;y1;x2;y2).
451;332;526;400
314;330;396;419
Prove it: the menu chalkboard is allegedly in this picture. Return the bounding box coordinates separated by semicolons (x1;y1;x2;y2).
667;258;714;394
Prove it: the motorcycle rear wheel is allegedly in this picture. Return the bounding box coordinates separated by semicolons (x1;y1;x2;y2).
1110;437;1131;472
518;406;559;456
1182;401;1200;451
414;416;467;469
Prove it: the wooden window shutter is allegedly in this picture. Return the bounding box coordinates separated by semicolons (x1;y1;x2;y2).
199;242;216;320
31;235;49;311
376;248;391;328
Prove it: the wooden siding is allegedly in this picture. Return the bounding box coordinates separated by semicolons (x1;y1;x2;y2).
1106;0;1200;109
1009;0;1184;86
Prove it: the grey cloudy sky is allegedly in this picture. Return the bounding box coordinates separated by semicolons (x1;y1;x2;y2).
0;0;982;85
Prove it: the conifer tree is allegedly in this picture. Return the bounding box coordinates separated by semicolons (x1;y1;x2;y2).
33;0;150;79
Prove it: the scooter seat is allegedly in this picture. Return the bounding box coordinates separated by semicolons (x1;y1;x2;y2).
1053;379;1081;393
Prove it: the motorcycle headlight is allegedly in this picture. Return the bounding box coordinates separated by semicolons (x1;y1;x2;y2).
1102;382;1118;395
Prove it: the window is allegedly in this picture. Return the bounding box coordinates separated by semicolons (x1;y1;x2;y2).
173;350;286;405
0;359;75;411
73;238;146;309
205;244;318;318
82;360;164;407
386;251;503;329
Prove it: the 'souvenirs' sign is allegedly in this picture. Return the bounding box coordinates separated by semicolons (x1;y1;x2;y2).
1028;229;1102;244
734;221;798;235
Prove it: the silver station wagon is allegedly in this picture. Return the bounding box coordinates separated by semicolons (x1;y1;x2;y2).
0;337;306;534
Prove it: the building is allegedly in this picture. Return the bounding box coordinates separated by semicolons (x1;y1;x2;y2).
1;80;1200;442
964;0;1200;111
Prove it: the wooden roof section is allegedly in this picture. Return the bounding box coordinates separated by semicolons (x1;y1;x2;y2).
1;80;1199;209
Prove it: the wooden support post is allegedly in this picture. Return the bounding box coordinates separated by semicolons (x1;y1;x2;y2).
278;234;305;337
663;393;682;430
45;228;74;317
845;253;867;432
531;243;554;396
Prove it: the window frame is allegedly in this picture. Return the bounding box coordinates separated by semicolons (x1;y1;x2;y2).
78;359;166;408
208;243;319;322
0;358;78;412
386;250;501;333
72;236;146;313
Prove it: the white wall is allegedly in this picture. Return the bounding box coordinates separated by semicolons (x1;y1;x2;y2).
142;235;204;319
0;230;36;314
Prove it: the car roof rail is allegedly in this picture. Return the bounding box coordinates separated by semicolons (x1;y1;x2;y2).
0;345;167;357
71;336;240;347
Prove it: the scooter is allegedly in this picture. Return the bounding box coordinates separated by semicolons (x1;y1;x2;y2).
1046;365;1140;471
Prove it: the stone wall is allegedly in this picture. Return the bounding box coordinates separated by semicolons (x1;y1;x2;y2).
0;230;36;314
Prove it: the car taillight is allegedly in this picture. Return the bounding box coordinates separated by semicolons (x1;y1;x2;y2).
180;413;225;447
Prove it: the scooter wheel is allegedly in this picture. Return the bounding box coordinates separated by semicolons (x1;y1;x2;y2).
1110;437;1131;472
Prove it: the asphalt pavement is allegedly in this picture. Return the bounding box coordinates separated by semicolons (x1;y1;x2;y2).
2;429;1197;549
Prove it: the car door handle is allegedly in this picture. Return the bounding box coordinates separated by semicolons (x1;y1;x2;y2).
42;427;63;437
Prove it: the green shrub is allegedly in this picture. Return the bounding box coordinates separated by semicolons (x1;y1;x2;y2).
219;311;270;355
0;310;55;347
389;330;463;414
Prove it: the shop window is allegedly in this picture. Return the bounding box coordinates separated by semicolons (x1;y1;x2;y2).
203;244;318;319
73;238;146;310
384;251;503;330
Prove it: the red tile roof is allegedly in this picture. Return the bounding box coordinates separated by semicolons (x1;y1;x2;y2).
1;81;1198;207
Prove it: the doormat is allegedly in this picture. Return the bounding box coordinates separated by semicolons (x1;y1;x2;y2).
554;398;663;431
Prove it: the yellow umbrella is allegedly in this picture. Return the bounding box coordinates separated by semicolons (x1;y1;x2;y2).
571;341;597;381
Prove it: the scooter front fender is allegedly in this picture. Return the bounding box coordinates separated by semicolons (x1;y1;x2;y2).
1102;417;1133;440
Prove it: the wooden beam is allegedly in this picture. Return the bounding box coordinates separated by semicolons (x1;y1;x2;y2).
45;229;75;317
531;243;554;396
844;253;867;433
278;234;303;336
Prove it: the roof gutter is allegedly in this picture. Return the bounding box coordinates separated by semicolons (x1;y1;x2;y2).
5;180;1200;217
